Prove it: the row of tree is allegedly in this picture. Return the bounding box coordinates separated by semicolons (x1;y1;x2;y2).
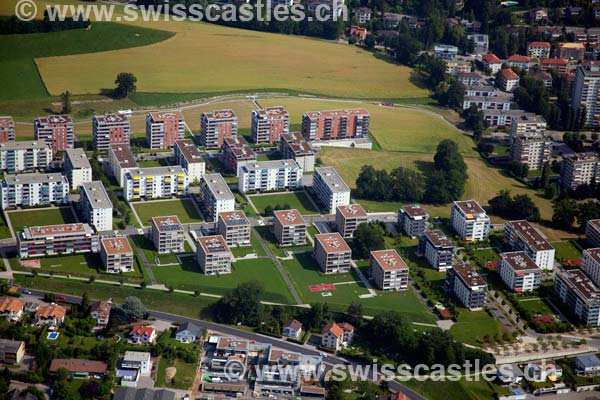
552;198;600;231
488;190;541;222
0;12;89;35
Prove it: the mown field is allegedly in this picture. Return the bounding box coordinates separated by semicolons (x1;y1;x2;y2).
0;0;428;100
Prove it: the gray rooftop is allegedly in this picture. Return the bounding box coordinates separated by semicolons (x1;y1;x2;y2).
240;159;301;172
81;181;112;210
65;148;91;169
315;167;350;193
201;173;234;201
0;141;50;151
123;351;151;362
4;173;66;185
576;354;600;368
0;339;23;353
126;166;185;178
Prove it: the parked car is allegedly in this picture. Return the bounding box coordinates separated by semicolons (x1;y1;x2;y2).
56;295;67;301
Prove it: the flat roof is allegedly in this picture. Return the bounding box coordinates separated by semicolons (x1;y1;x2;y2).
123;351;151;362
453;200;486;215
21;223;94;239
101;237;132;255
202;109;237;121
507;220;553;251
65;148;91;169
216;337;249;351
201;173;235;201
273;209;306;226
564;152;600;163
240;159;300;171
453;263;487;288
0;140;50;151
303;108;369;119
585;248;600;265
175;139;204;163
198;235;231;254
424;229;453;248
126;166;185;178
223;136;256;159
254;106;289;119
0;117;14;129
558;269;600;302
500;251;541;272
281;132;315;156
401;204;428;218
151;216;183;232
218;211;249;226
371;249;408;271
512;114;546;124
148;111;183;122
4;172;65;185
589;219;600;231
94;113;129;124
337;204;367;219
36;114;72;125
315;167;350;193
315;233;351;254
81;181;112;209
109;144;138;168
0;338;23;353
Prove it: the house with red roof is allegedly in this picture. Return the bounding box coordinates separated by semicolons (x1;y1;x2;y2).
129;325;157;344
527;41;551;58
482;53;502;74
540;58;568;74
320;322;354;351
498;68;520;92
507;55;530;71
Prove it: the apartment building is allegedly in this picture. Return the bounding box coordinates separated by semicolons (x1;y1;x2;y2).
462;94;512;111
0;141;51;173
34;114;73;153
583;248;600;287
399;205;429;238
313;233;351;274
151;216;185;254
498;251;542;292
540;58;568;74
273;209;307;246
64;148;92;189
445;263;488;311
80;181;113;232
457;72;483;87
200;110;238;148
301;109;370;141
0;117;15;142
558;42;585;60
509;134;552;170
100;237;134;273
123;166;189;201
451;200;490;242
279;132;316;172
587;220;600;248
173;139;205;183
509;114;547;144
507;55;530;71
238;160;302;194
217;211;251;247
498;68;520;92
108;144;138;186
251;106;290;144
335;204;367;238
197;235;232;275
146;111;185;149
198;173;235;222
463;85;495;97
482;54;502;74
560;153;600;190
527;41;551;58
445;59;472;75
434;44;459;60
418;229;455;271
312;167;350;214
573;64;600;126
467;34;489;54
92;113;130;152
504;220;555;270
482;110;533;128
17;223;99;258
222;136;256;175
354;6;371;23
370;249;409;291
555;268;600;326
0;173;69;209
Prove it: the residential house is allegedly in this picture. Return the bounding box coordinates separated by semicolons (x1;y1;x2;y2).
507;55;530;71
50;359;107;379
129;325;157;344
0;339;25;364
282;319;303;340
419;229;455;271
320;322;354;351
482;54;502;74
576;354;600;376
175;322;202;343
451;200;490;241
445;263;488;311
399;205;429;238
34;304;66;327
525;360;563;382
0;298;24;322
90;300;111;328
498;68;520;92
527;41;551;58
540;58;568;74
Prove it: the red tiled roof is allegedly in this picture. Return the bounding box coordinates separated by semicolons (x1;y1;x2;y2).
528;41;551;48
0;298;24;313
50;359;107;374
500;68;519;80
540;58;568;65
482;53;502;64
508;55;530;62
322;322;344;338
130;325;155;336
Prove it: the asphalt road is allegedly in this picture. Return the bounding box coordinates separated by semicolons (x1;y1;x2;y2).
21;288;427;400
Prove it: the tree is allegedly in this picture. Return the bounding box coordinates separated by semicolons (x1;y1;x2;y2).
60;90;72;114
540;161;551;189
552;198;578;230
364;34;375;49
463;104;487;138
489;190;540;222
425;140;467;204
119;296;147;320
114;72;137;98
346;301;364;327
306;303;330;330
388;167;425;202
351;222;385;259
577;201;600;230
215;281;264;327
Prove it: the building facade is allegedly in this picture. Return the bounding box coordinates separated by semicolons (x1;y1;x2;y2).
312;167;350;214
504;220;555;270
200;110;238;148
301;109;370;141
399;205;429;237
370;249;409;291
18;223;99;258
64;148;92;190
100;237;134;273
151;216;185;254
197;235;232;275
0;141;52;173
146;111;185;149
273;209;307;246
0;173;69;209
279;132;316;172
34;115;73;153
451;200;490;242
93;113;130;152
80;181;113;232
498;251;542;292
335;204;367;238
498;68;520;92
198;173;235;222
251;107;290;144
583;248;600;287
108;144;138;186
419;229;455;271
217;211;251;247
313;233;351;274
527;41;551;58
174;139;205;183
509;134;552;170
238;160;302;194
509;114;547;144
573;64;600;126
555;268;600;326
0;117;15;142
587;220;600;248
445;263;488;310
123;166;189;201
222;135;256;175
560;153;600;190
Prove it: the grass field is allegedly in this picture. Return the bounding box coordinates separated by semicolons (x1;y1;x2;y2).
155;357;197;390
449;310;509;346
403;379;509;400
152;256;295;304
7;207;77;233
0;21;174;101
518;298;556;316
255;226;313;258
552;240;582;262
132;199;203;225
248;191;320;216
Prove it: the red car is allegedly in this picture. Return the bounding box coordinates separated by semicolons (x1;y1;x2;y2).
56;295;67;301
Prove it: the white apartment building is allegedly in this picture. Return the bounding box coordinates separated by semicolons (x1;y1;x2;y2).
370;249;409;291
64;148;92;190
17;223;99;258
123;166;189;201
510;134;552;170
146;111;185;149
419;229;455;271
583;248;600;288
217;211;251;247
498;251;542;292
0;173;69;209
198;173;235;222
312;167;350;214
173;139;205;183
560;153;600;190
587;220;600;248
451;200;490;242
238;160;302;194
445;263;488;311
80;181;113;232
572;64;600;127
504;220;555;270
92;113;130;152
434;44;459;60
313;233;352;274
498;68;520;92
151;216;185;254
509;114;547;144
555;269;600;326
108;144;138;186
251;106;290;144
273;209;307;246
197;235;232;275
0;141;52;173
100;237;133;273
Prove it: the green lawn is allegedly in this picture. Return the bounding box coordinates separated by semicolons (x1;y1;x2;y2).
518;298;555;316
8;207;76;233
152;256;295;304
0;21;174;101
551;240;582;262
449;310;509;346
403;378;510;400
155;357;197;390
255;226;313;258
470;248;500;269
132;199;203;225
230;231;268;258
248;191;320;216
0;213;11;239
134;234;191;266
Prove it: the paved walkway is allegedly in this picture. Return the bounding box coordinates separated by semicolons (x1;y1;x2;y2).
130;235;157;285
